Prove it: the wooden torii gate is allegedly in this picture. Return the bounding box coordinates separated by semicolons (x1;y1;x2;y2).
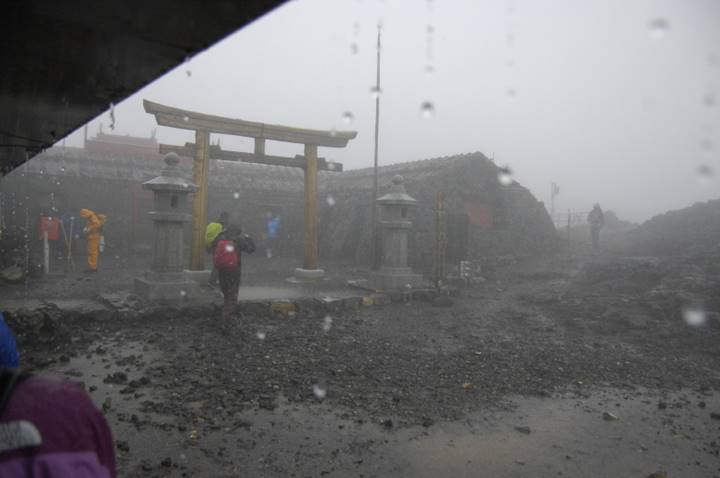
143;100;357;277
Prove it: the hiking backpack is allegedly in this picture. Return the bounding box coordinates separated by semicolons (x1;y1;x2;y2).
213;239;238;271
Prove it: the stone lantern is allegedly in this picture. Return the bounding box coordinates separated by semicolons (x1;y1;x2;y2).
135;153;200;301
369;175;423;290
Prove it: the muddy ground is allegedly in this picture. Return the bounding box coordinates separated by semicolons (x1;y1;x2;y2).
4;248;720;477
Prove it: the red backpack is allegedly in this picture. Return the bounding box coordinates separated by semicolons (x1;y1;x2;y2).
213;239;238;271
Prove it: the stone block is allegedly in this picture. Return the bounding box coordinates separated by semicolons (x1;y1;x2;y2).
294;268;325;280
270;300;296;318
368;269;424;291
134;277;201;302
184;269;212;283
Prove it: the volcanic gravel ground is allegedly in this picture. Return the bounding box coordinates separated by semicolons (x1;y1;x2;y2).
8;250;720;476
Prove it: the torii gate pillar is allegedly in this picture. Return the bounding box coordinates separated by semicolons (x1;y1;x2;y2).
295;143;323;279
190;130;210;271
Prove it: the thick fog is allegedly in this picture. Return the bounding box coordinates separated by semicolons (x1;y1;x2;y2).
61;0;720;222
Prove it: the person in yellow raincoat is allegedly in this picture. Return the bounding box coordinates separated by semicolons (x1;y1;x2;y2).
79;209;106;272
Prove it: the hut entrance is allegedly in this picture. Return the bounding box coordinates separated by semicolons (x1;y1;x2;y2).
445;212;469;264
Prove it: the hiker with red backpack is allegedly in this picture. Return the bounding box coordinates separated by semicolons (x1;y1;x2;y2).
212;223;256;323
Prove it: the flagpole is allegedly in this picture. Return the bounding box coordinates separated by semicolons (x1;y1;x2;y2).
371;24;382;270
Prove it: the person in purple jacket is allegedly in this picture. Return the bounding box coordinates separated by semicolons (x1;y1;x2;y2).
0;369;116;477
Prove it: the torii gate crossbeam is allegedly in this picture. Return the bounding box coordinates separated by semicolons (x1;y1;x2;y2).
144;100;357;277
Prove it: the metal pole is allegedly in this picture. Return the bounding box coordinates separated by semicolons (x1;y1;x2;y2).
43;231;49;274
371;25;382;270
435;191;445;287
567;209;571;245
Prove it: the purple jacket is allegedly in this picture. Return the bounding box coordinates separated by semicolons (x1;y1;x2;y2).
0;375;116;477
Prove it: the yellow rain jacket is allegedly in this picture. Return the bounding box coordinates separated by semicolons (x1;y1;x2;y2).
80;208;105;270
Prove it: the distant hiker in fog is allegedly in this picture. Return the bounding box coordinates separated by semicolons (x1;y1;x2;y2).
80;209;107;273
266;213;281;256
205;211;229;286
587;204;605;250
211;223;256;324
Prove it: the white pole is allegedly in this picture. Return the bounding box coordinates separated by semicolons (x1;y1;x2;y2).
43;230;49;274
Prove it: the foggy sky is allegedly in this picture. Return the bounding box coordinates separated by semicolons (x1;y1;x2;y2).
62;0;720;222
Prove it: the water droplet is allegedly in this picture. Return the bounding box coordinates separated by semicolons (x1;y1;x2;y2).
225;244;235;252
322;315;333;332
341;111;354;124
370;86;382;99
648;18;669;40
682;306;706;326
424;65;435;75
326;195;336;207
327;162;336;171
498;166;513;186
420;101;435;119
330;128;337;137
506;88;517;98
183;115;189;122
60;166;65;172
233;192;240;199
180;290;187;297
426;24;434;34
256;331;266;340
265;248;273;259
697;164;713;182
704;93;716;108
350;43;359;55
185;70;192;77
313;384;327;400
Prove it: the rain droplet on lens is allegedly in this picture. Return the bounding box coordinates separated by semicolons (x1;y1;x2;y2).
313;384;327;400
180;290;187;297
326;195;336;207
507;88;517;98
265;248;273;259
420;101;435;119
704;93;716;108
498;166;513;186
341;111;354;124
370;86;382;99
425;65;435;74
256;331;266;340
682;306;706;326
350;43;359;55
648;18;669;40
183;115;189;122
330;128;337;137
697;164;713;182
233;192;240;199
322;315;333;332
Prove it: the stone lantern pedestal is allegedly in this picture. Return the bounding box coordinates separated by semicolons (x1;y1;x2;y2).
135;153;201;301
369;175;423;290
